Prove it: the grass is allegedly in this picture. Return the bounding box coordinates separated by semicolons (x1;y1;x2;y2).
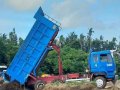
0;80;96;90
41;81;96;90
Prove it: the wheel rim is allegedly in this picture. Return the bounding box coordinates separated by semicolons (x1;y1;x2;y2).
37;83;44;88
96;79;104;88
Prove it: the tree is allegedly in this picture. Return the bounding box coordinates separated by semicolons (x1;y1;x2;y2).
110;37;117;49
59;35;65;47
66;32;80;49
19;37;24;46
40;50;58;74
79;34;85;50
100;35;104;50
2;33;7;41
87;28;94;50
9;28;18;45
61;46;88;74
0;36;7;64
92;38;101;51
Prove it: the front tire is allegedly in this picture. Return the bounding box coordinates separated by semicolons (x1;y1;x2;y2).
95;76;106;89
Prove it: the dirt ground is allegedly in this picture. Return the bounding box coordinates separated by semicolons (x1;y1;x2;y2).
0;80;120;90
94;80;120;90
42;82;95;90
42;81;120;90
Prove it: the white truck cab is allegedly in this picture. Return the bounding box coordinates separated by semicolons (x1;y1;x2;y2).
0;65;7;83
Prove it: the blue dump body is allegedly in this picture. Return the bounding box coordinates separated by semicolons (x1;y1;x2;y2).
88;50;116;79
6;7;59;84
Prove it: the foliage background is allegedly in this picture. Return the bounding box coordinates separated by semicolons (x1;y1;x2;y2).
0;28;120;76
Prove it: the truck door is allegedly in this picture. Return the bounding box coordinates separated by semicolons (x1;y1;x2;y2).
99;54;107;72
99;54;114;72
106;54;115;72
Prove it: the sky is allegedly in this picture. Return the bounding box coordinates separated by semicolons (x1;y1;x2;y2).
0;0;120;41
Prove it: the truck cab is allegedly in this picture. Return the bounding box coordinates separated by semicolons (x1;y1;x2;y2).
89;50;116;88
0;66;7;72
0;65;7;83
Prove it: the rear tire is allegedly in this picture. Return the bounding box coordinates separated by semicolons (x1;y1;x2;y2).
95;76;106;89
34;80;45;90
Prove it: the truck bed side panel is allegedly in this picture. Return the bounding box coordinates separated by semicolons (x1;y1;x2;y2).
6;8;59;84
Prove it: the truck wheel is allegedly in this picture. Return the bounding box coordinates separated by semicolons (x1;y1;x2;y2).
34;80;45;90
95;76;106;89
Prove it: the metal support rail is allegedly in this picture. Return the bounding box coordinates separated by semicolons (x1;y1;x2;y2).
44;13;62;30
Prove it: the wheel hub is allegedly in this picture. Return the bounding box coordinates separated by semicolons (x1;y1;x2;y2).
96;79;104;88
37;83;44;88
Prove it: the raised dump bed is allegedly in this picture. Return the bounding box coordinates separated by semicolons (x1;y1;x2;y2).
6;7;60;85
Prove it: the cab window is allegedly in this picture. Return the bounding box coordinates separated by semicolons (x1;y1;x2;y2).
93;55;98;62
100;54;112;62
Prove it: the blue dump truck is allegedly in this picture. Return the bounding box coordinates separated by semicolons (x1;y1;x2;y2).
4;7;117;89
